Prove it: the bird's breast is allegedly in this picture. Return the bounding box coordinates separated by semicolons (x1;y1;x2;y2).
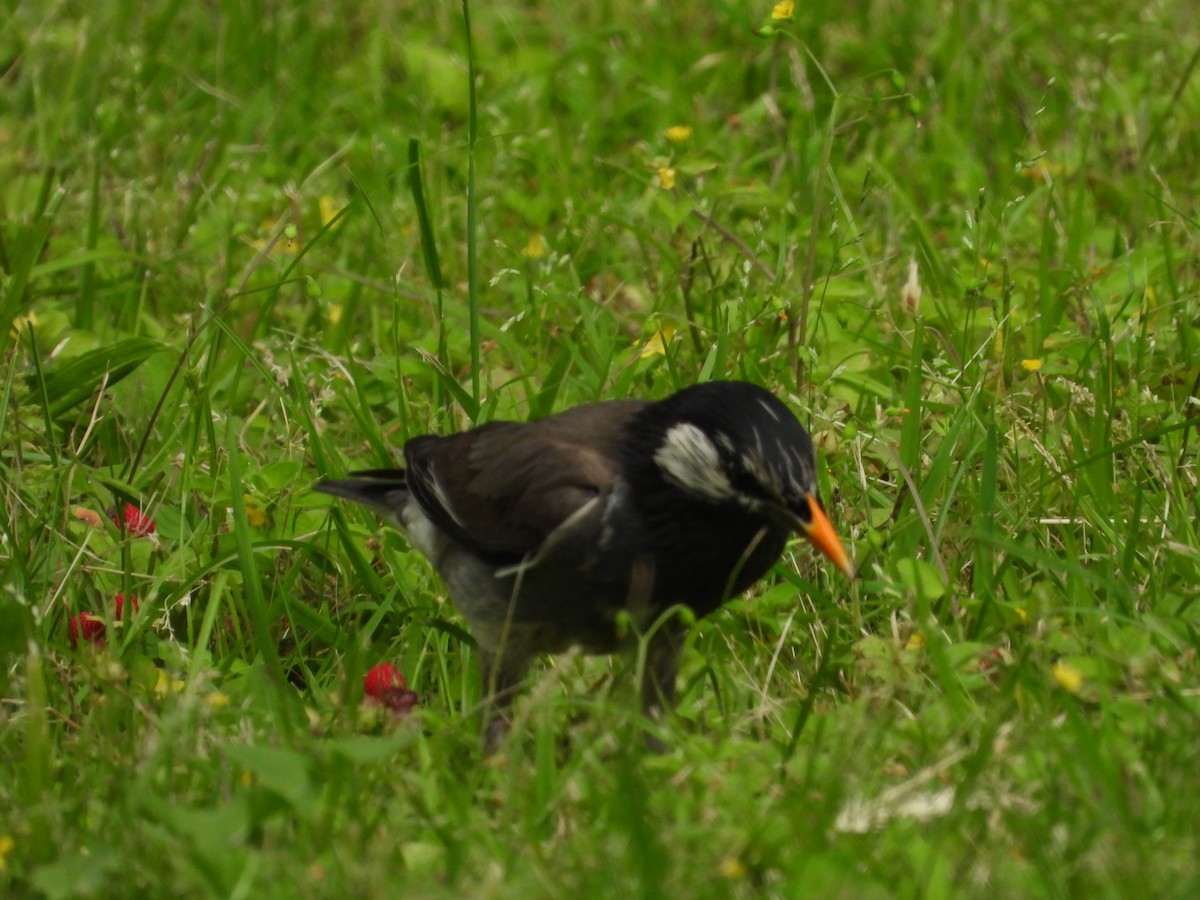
637;499;790;618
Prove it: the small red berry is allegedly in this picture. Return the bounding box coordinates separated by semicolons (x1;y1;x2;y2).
69;613;106;647
363;663;407;699
381;688;420;717
114;593;140;618
114;503;156;536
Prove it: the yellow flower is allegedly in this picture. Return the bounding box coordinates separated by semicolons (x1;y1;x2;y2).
771;1;795;20
9;311;37;340
1021;358;1042;373
1014;607;1028;623
0;834;12;871
1051;661;1083;694
656;167;676;190
319;195;345;228
155;670;186;698
520;233;547;259
327;303;344;325
244;495;268;528
665;125;693;143
1019;159;1064;183
905;631;925;652
206;691;230;709
717;856;747;879
638;326;676;359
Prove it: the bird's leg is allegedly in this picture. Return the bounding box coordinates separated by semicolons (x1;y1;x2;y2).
640;619;687;752
480;649;530;754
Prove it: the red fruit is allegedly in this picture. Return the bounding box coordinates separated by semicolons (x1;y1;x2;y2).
114;503;156;536
381;688;419;718
114;593;140;618
69;595;142;647
69;613;106;647
363;663;407;699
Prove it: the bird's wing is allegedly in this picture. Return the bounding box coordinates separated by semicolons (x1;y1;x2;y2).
404;399;648;563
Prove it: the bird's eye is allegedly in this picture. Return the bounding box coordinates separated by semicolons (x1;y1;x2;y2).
791;495;815;526
730;469;760;496
729;460;767;499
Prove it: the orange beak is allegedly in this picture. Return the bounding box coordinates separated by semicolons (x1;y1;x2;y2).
800;499;854;577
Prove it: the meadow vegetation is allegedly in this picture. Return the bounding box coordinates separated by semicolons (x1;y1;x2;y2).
1;1;1198;896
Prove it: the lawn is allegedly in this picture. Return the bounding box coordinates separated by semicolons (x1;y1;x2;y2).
2;0;1198;896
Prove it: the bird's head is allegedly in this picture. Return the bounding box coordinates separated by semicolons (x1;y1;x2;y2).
641;381;853;576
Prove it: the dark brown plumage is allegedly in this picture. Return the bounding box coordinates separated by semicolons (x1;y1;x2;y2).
317;381;851;750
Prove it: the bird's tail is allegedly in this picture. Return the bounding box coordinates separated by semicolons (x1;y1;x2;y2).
314;469;408;516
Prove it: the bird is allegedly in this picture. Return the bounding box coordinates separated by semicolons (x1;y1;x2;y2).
316;380;852;751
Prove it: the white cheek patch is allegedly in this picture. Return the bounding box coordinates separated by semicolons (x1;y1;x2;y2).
654;423;733;501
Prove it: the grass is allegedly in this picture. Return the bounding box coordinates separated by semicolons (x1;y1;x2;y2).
2;0;1199;896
